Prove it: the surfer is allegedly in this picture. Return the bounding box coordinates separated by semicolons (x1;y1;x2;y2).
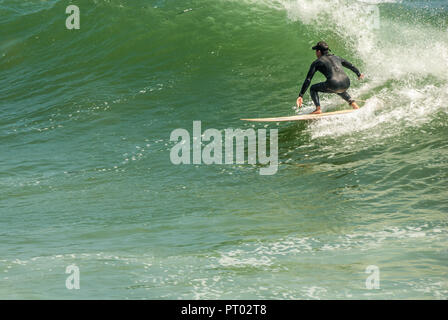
296;41;364;114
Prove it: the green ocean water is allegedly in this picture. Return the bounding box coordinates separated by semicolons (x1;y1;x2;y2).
0;0;447;299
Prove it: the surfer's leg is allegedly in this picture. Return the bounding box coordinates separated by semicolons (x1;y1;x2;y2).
337;91;359;109
310;82;330;114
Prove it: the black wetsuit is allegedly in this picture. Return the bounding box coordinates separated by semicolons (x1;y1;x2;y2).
299;53;361;106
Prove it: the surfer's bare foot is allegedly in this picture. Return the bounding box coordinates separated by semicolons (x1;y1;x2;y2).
311;107;322;114
350;102;360;109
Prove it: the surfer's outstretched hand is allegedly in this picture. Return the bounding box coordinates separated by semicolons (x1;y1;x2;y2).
296;96;303;108
358;73;365;80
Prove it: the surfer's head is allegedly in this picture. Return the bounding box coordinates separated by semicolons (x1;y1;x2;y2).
312;41;331;57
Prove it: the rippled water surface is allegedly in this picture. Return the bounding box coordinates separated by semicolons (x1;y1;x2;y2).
0;0;447;299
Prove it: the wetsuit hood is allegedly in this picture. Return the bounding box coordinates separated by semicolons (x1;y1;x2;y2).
312;41;331;52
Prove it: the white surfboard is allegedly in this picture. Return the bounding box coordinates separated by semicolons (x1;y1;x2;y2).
241;109;356;122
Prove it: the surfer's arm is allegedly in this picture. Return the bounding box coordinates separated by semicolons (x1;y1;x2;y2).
341;58;361;77
298;62;317;97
